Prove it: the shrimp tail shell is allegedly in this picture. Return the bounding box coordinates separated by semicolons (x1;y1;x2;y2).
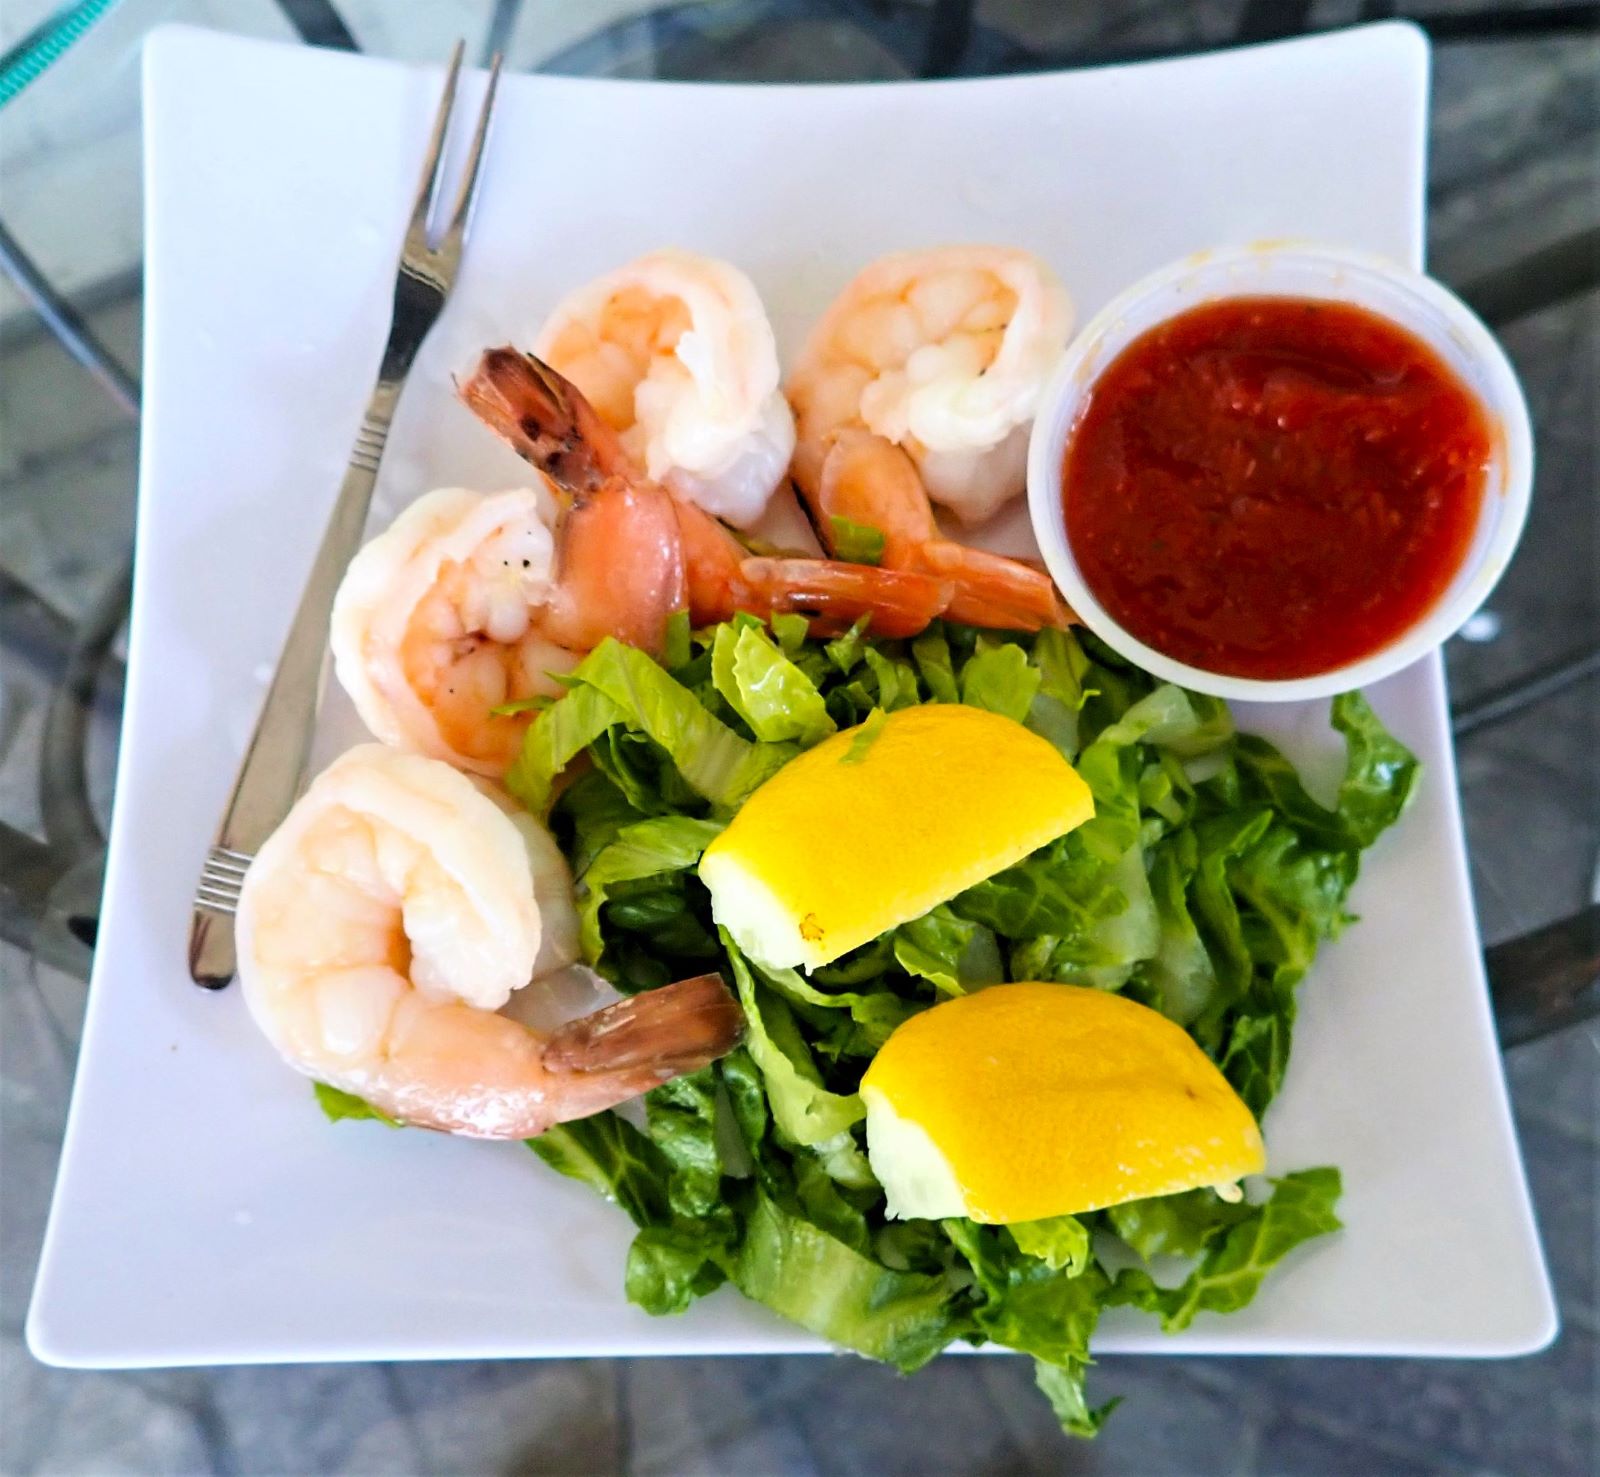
461;347;631;493
541;973;745;1080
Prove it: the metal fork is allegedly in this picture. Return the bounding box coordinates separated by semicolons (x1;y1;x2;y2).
188;42;502;989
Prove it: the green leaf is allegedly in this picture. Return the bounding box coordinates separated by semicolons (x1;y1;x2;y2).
710;622;837;745
1234;694;1419;853
959;642;1042;724
1033;627;1092;708
313;1082;398;1127
770;612;810;655
954;834;1125;943
724;939;865;1146
893;905;1004;996
825;616;871;674
555;772;647;875
1137;832;1219;1025
490;694;557;718
1109;1169;1342;1331
505;685;627;813
805;1128;878;1191
1107;1186;1250;1262
863;648;920;711
747;956;919;1054
910;626;960;703
946;1219;1109;1367
717;1048;770;1158
1140;751;1197;831
646;1069;731;1224
946;1218;1110;1434
625;1225;727;1315
526;1114;671;1229
1035;1359;1120;1438
828;514;887;566
731;1190;959;1371
1232;825;1355;978
1009;1214;1091;1275
1094;684;1234;760
662;608;693;672
792;1149;876;1252
1078;845;1160;987
1219;1008;1295;1122
1189;809;1275;1006
842;707;887;765
1330;692;1420;846
576;817;724;970
556;638;793;810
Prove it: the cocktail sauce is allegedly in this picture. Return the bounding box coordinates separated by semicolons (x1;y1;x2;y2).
1063;297;1493;679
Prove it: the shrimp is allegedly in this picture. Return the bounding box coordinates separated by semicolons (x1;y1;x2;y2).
331;487;582;776
234;744;743;1138
461;346;953;639
534;249;795;529
789;246;1073;522
787;247;1074;629
331;470;692;774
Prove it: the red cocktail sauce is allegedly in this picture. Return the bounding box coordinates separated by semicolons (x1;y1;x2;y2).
1062;297;1493;680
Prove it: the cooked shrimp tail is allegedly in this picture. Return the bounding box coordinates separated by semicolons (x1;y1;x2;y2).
542;972;743;1077
738;558;953;638
461;347;634;493
916;544;1068;629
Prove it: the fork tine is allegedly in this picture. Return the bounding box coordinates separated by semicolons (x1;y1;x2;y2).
441;51;503;252
408;39;466;237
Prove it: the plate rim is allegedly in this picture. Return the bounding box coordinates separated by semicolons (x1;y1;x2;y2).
26;17;1556;1369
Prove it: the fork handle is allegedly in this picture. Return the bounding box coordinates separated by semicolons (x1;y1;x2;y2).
188;380;401;988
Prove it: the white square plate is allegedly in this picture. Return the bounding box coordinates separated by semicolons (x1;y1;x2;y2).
29;21;1555;1367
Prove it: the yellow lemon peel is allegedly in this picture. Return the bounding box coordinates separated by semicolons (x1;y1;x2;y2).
861;983;1266;1223
699;706;1093;971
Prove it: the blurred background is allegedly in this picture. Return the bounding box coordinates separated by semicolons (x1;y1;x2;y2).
1;2;1595;1473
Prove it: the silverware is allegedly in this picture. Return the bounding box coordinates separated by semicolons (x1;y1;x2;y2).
188;42;502;990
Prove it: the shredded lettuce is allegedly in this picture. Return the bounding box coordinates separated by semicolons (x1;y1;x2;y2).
842;706;887;764
959;640;1042;723
1009;1214;1092;1274
828;515;887;566
1106;1184;1249;1261
505;685;627;814
1109;1169;1343;1330
507;637;791;815
494;618;1415;1438
946;1218;1114;1435
574;817;724;981
893;905;1004;996
313;1082;398;1127
724;938;866;1147
526;1113;671;1228
712;622;837;745
732;1189;958;1368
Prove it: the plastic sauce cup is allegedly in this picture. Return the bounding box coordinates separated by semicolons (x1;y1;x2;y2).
1026;243;1534;703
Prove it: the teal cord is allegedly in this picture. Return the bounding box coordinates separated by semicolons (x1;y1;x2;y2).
0;0;122;109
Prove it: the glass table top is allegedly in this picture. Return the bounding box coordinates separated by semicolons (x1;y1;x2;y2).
1;3;1594;1473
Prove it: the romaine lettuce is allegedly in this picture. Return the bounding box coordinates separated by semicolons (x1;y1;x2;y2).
491;618;1416;1438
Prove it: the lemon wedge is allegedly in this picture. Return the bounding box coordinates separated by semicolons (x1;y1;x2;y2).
861;983;1265;1222
698;705;1092;972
